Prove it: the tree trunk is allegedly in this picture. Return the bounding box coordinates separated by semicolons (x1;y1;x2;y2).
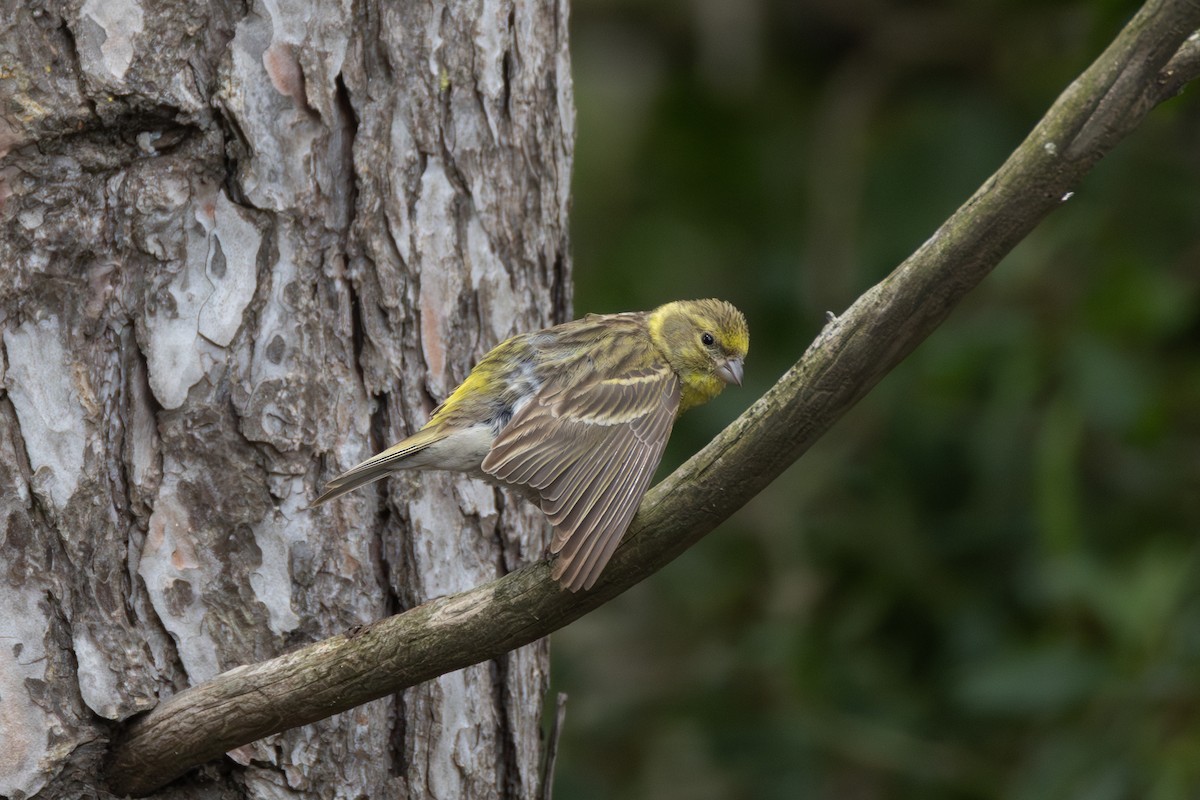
0;0;572;797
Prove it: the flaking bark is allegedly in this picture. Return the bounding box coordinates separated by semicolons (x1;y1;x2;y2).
0;0;572;798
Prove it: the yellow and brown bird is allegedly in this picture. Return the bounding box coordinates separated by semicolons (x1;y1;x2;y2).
313;299;749;591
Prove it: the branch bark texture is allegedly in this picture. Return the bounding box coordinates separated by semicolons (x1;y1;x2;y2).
108;0;1200;795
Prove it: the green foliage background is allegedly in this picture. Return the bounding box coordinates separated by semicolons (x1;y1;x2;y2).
551;1;1200;798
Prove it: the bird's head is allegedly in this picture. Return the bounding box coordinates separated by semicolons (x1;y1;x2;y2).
648;299;749;410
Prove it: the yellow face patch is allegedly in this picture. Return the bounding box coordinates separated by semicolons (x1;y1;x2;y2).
645;299;748;411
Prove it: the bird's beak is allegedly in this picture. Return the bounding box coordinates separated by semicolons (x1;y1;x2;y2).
716;356;744;386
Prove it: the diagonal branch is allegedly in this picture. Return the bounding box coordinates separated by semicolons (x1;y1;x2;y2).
107;1;1200;795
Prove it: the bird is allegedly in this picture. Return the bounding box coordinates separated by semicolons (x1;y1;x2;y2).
312;299;749;591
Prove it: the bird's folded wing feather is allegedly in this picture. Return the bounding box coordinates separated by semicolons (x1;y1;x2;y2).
482;363;681;591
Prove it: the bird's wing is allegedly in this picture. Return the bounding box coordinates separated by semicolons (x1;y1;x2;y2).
482;362;681;591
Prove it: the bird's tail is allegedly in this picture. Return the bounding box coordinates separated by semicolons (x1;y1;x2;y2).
310;429;444;507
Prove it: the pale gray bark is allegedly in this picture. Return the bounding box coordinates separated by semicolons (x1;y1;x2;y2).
0;0;572;798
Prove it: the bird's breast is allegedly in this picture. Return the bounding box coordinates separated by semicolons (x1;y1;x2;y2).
678;373;726;412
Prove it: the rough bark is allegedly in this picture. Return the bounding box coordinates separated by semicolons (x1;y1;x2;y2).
0;0;571;798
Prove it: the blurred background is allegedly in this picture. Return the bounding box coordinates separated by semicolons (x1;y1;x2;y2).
550;0;1200;798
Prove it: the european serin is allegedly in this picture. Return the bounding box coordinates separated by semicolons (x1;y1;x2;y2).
313;298;749;591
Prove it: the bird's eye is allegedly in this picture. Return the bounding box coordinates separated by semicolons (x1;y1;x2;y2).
701;332;715;347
